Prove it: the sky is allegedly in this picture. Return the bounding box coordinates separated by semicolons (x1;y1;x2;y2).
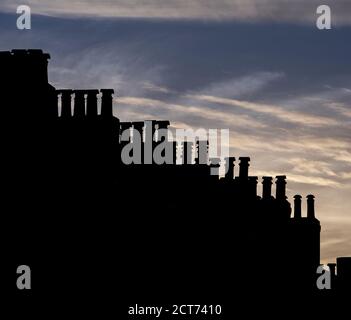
0;1;350;263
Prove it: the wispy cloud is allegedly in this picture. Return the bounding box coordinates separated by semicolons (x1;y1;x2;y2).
142;82;174;94
334;150;351;164
2;0;351;25
326;102;351;118
117;96;267;129
253;170;341;188
187;94;339;127
287;158;337;177
195;72;284;98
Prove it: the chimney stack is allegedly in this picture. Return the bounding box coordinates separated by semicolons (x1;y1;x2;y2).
86;90;99;118
293;195;302;219
262;176;273;199
306;194;315;219
58;89;73;118
73;90;86;118
275;175;287;200
100;89;114;117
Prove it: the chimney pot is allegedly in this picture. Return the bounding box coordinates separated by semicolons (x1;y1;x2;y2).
293;195;302;218
132;122;145;157
73;90;86;118
155;120;170;143
100;89;114;117
248;176;258;197
86;89;99;118
225;157;236;180
132;121;144;136
275;175;287;200
306;194;315;219
173;141;178;164
195;140;208;165
238;157;250;179
262;176;273;199
120;122;132;142
156;120;170;129
182;141;193;164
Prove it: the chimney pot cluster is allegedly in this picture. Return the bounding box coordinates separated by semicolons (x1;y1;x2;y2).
118;122;215;165
56;89;114;119
221;157;251;180
119;121;174;163
293;194;316;219
120;120;171;142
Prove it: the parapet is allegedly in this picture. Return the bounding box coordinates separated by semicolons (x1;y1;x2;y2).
0;49;50;60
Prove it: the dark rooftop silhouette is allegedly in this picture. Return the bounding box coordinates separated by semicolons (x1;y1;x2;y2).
1;49;350;315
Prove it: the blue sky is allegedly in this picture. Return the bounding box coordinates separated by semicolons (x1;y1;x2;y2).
1;1;351;262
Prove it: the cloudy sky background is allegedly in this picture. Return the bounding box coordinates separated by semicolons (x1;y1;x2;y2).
1;1;350;263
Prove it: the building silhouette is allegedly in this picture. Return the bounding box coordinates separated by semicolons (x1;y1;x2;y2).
1;49;350;313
